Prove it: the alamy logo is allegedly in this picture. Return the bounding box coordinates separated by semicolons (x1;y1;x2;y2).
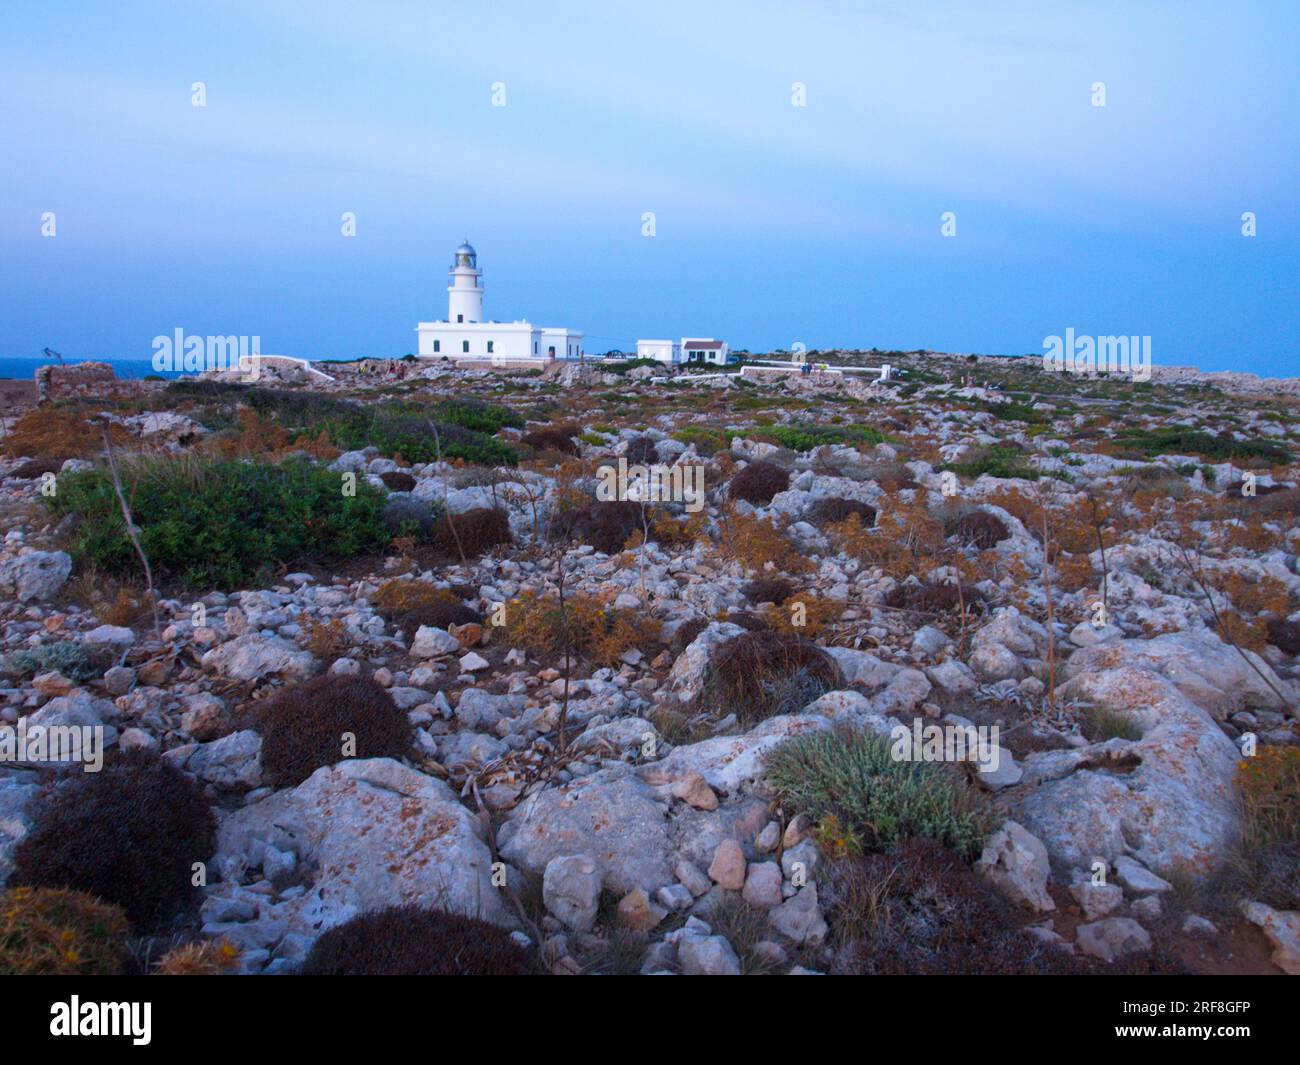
890;719;1001;774
0;719;105;772
151;328;261;379
50;997;151;1045
596;457;705;514
1042;327;1151;382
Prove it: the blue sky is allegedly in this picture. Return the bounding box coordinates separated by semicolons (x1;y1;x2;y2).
2;1;1297;374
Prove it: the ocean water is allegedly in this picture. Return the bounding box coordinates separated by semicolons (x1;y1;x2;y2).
0;358;185;382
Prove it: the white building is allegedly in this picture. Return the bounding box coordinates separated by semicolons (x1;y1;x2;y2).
416;241;583;361
636;339;680;363
636;337;730;366
681;338;730;365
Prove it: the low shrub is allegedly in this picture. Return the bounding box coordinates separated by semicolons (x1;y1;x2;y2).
379;470;417;492
761;422;887;452
315;401;520;466
1230;746;1300;911
522;423;581;456
380;496;443;540
12;749;216;930
761;593;844;638
765;727;995;859
506;591;661;667
704;630;840;726
601;358;661;376
9;457;63;479
670;426;728;455
1118;425;1290;465
624;436;660;464
0;887;129;976
372;581;481;642
809;497;877;528
49;455;391;590
1265;617;1300;656
741;577;796;605
728;460;790;504
0;409;131;461
943;507;1010;549
250;674;413;788
716;506;810;574
942;446;1039;482
0;640;114;683
432;398;524;434
834;839;1114;974
550;497;644;555
434;506;512;557
299;905;532;974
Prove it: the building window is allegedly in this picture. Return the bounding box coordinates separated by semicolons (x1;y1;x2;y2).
534;341;538;354
433;340;440;353
487;341;494;354
462;340;469;353
457;314;464;323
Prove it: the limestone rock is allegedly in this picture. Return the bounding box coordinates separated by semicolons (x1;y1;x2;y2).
542;854;602;933
1075;917;1152;963
975;820;1055;913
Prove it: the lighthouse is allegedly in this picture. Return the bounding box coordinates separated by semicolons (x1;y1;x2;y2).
447;240;484;324
416;238;583;362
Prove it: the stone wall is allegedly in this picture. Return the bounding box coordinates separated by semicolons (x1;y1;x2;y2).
35;362;142;404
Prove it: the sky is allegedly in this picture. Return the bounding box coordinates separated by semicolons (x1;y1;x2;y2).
1;1;1297;375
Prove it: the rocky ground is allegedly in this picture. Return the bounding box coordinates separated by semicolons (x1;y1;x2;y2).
0;350;1296;975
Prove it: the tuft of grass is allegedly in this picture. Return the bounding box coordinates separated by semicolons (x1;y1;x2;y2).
1080;704;1142;742
704;630;840;727
765;727;995;860
0;887;129;976
0;640;113;683
1230;747;1300;911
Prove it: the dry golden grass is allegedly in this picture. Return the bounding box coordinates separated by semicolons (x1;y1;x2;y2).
206;409;338;461
2;409;131;461
154;938;241;975
715;505;810;574
828;492;944;580
761;593;844;638
506;590;661;667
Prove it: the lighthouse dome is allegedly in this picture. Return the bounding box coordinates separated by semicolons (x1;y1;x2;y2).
453;240;477;268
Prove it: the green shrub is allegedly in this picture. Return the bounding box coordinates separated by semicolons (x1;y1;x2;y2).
760;422;887;452
765;727;995;859
1117;425;1290;465
670;426;729;455
0;887;129;975
49;455;391;590
601;358;660;375
942;446;1039;482
0;641;113;683
432;398;524;433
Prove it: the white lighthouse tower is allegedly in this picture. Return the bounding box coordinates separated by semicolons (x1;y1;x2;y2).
416;238;582;362
447;240;483;324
